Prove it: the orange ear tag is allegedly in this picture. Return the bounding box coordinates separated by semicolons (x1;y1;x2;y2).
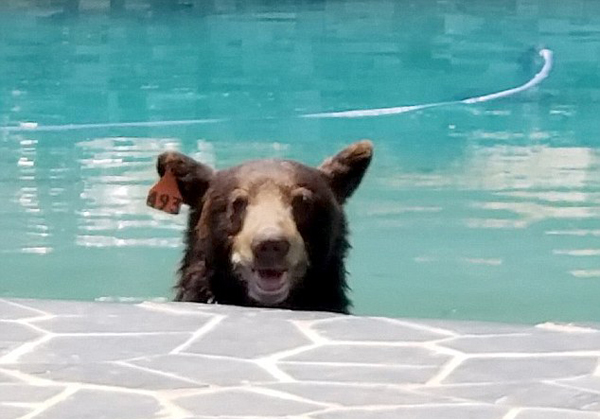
147;169;184;215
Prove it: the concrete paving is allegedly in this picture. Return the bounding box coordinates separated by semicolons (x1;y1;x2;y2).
0;298;599;418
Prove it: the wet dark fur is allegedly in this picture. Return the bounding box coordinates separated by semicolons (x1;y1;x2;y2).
156;141;372;314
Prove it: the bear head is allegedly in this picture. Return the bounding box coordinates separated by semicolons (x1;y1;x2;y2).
154;140;372;313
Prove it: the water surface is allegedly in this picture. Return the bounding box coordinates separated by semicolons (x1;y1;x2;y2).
2;0;600;323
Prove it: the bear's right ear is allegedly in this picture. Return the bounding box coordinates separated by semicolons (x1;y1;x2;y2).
156;151;214;207
318;140;373;204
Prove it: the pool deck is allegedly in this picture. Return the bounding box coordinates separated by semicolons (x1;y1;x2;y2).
0;298;599;418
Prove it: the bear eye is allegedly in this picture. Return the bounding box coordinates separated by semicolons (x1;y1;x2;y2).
231;194;248;215
228;193;248;232
291;188;314;220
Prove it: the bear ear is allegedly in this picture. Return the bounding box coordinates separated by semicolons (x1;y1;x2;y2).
318;140;373;204
156;151;214;207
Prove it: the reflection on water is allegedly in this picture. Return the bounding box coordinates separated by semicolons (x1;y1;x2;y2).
75;137;186;249
1;0;600;322
379;143;600;229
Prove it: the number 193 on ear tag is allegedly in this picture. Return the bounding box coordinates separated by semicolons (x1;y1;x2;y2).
147;169;183;215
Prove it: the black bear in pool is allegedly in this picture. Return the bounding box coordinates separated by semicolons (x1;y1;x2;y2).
152;140;373;314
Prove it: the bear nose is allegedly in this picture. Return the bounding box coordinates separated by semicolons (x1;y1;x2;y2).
252;232;291;262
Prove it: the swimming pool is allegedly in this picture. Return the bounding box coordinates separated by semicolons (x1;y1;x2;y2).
1;0;600;324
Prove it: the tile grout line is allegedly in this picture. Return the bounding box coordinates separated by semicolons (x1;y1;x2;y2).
0;299;52;317
14;317;56;335
425;355;467;386
0;368;59;387
0;334;54;364
291;320;330;345
56;332;192;337
502;407;522;419
256;343;322;363
138;301;215;317
246;386;339;409
253;358;296;383
151;392;194;419
252;322;328;383
469;351;600;359
379;317;460;337
16;385;80;419
278;360;439;369
114;360;208;387
170;315;225;355
302;401;486;417
547;379;600;396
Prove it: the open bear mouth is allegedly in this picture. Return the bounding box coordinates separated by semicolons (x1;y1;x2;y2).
253;269;287;293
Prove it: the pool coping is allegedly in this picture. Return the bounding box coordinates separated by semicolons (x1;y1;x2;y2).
1;297;599;418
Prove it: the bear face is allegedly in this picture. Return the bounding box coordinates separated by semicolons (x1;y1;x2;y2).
153;140;373;314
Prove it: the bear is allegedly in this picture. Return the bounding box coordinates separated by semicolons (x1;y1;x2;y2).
152;140;373;314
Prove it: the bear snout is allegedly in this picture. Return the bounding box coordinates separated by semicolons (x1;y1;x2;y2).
251;230;291;265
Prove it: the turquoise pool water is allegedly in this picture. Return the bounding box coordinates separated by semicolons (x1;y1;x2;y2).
2;0;600;323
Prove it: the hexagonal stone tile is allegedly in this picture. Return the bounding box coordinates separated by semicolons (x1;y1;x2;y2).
0;384;65;403
15;362;202;390
0;322;43;342
251;309;339;321
182;314;312;359
0;371;19;383
313;404;507;419
310;317;448;342
5;299;119;316
16;334;191;363
443;332;600;354
35;389;164;419
0;405;31;419
174;389;321;416
278;362;440;384
130;354;275;385
0;299;41;320
193;303;338;321
33;305;213;334
415;319;533;335
262;382;459;406
283;344;449;366
443;357;598;384
0;322;44;360
419;382;600;410
515;409;600;419
557;376;600;393
0;341;24;360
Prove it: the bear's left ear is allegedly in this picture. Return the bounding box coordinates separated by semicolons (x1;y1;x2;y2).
318;140;373;204
155;151;214;207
